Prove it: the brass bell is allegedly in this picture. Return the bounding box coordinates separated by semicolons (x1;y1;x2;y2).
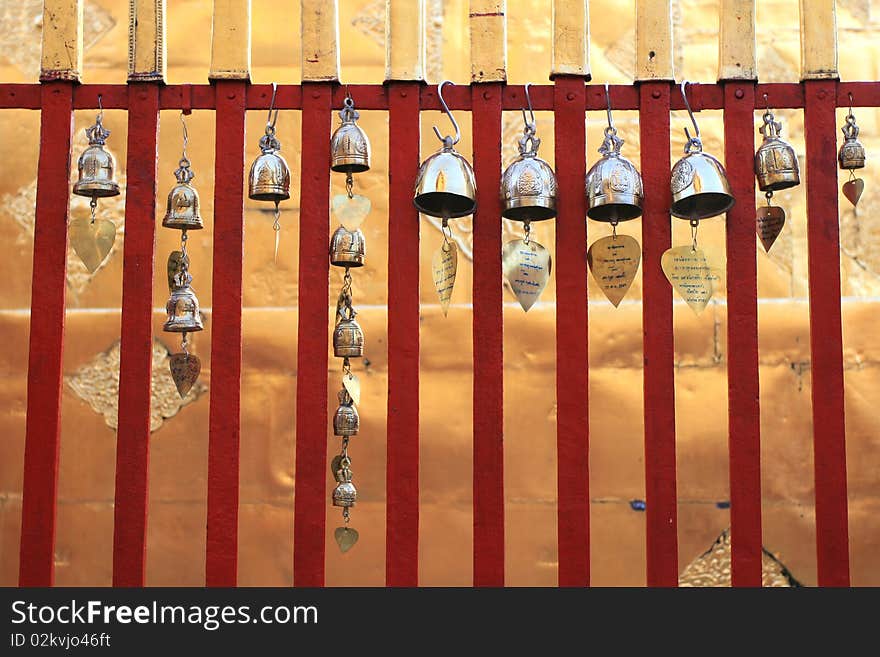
333;460;357;508
329;226;366;268
670;81;735;221
162;159;203;230
839;111;865;170
414;81;477;219
248;138;291;202
333;389;359;437
334;315;364;358
73;114;120;199
163;269;204;333
330;96;370;173
755;108;800;192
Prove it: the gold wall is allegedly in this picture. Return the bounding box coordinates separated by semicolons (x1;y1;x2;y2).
0;0;878;586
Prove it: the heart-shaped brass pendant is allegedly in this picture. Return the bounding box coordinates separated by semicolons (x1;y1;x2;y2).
332;194;371;231
431;241;457;317
169;353;201;397
502;239;551;312
756;205;785;252
842;178;864;207
661;245;714;316
69;218;116;273
334;526;359;553
587;234;641;307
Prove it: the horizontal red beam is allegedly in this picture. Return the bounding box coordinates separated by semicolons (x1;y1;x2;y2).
4;82;880;112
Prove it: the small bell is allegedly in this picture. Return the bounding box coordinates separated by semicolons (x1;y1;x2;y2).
329;226;366;268
73;112;120;200
334;316;364;358
333;389;359;437
670;81;735;221
333;461;357;508
838;111;866;171
755;108;800;192
162;159;203;230
248;136;291;202
163;267;204;333
501;94;556;221
330;96;370;173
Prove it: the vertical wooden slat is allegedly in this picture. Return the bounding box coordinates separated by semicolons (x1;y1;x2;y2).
551;0;590;79
384;0;425;82
18;82;75;586
293;83;332;586
206;80;246;586
799;0;838;80
639;81;678;586
554;76;589;587
40;0;83;82
301;0;340;82
128;0;167;82
469;1;507;83
209;0;252;81
804;79;850;586
723;82;762;586
635;0;674;82
718;0;756;82
386;82;421;586
112;82;160;586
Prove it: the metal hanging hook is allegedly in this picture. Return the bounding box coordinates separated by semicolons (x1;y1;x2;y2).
604;83;615;132
680;80;702;151
848;91;854;118
96;93;104;121
179;111;189;159
267;82;279;131
432;80;461;148
521;82;536;133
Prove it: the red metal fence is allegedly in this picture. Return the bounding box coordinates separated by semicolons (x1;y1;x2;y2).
5;78;876;587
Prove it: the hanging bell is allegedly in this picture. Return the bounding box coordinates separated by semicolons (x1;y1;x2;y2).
334;315;364;358
329;226;366;268
670;82;735;221
755;108;800;192
839;111;866;171
249;132;291;202
333;389;359;437
333;461;357;508
162;159;203;230
73;115;120;199
586;130;644;222
163;269;204;333
330;96;370;173
501;97;556;221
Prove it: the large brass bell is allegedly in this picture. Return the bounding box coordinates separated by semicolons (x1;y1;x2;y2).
333;458;357;507
330;226;366;268
670;81;734;221
414;81;477;219
73;110;120;200
587;84;643;222
163;268;204;333
755;107;799;192
331;96;370;173
163;159;203;230
333;389;359;437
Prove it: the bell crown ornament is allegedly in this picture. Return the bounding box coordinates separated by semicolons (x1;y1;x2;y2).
501;83;557;222
839;105;866;170
331;95;371;173
330;226;366;268
414;80;477;219
586;83;644;222
73;101;120;199
754;103;800;192
670;81;735;221
248;83;291;202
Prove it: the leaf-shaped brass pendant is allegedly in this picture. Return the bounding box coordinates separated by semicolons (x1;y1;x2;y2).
431;241;457;317
756;205;785;252
502;239;551;312
169;353;201;397
69;218;116;273
332;194;371;231
334;526;359;553
343;372;361;407
661;245;714;316
587;234;641;307
842;178;864;207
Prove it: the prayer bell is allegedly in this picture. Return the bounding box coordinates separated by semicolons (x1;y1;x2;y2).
163;271;204;333
839;113;866;170
334;316;364;358
333;390;359;437
333;461;357;507
330;98;370;173
73;120;120;199
586;128;644;222
670;149;734;220
248;130;291;202
330;226;366;268
414;144;477;219
501;130;556;221
162;160;203;230
755;110;800;192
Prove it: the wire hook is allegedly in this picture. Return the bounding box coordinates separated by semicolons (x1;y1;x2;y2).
680;80;702;151
97;93;104;120
604;83;615;132
179;111;189;161
848;91;854;117
521;82;536;133
432;80;461;148
267;82;279;131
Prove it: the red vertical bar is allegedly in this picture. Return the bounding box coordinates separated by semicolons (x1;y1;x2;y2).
553;76;589;587
206;79;246;586
471;82;504;586
386;81;420;586
113;83;160;586
723;82;763;586
18;82;75;586
293;82;332;586
639;81;678;586
804;79;850;586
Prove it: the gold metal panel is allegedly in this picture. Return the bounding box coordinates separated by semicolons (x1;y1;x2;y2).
128;0;166;82
469;0;507;82
718;0;756;81
209;0;251;80
551;0;589;79
40;0;84;82
385;0;425;81
301;0;340;82
799;0;838;80
635;0;674;81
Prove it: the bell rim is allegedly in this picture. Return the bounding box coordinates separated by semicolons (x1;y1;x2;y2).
334;349;364;358
162;321;204;333
413;192;477;218
331;159;371;174
757;176;800;193
502;197;557;222
72;183;120;198
330;256;365;268
587;199;643;222
162;216;204;230
670;192;736;220
248;189;291;202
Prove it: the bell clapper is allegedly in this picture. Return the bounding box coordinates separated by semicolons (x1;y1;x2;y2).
690;219;699;253
89;196;97;225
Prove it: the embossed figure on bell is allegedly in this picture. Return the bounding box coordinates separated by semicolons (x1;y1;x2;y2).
163;160;203;230
333;460;357;507
73;111;120;199
334;389;359;437
330;96;371;173
755;108;800;192
330;226;366;268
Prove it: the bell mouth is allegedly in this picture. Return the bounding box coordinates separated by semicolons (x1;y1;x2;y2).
759;177;800;193
249;190;291;202
72;182;120;198
163;320;204;333
162;217;204;230
330;255;365;268
502;198;557;222
587;199;643;222
414;192;476;219
671;192;735;220
331;159;370;174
